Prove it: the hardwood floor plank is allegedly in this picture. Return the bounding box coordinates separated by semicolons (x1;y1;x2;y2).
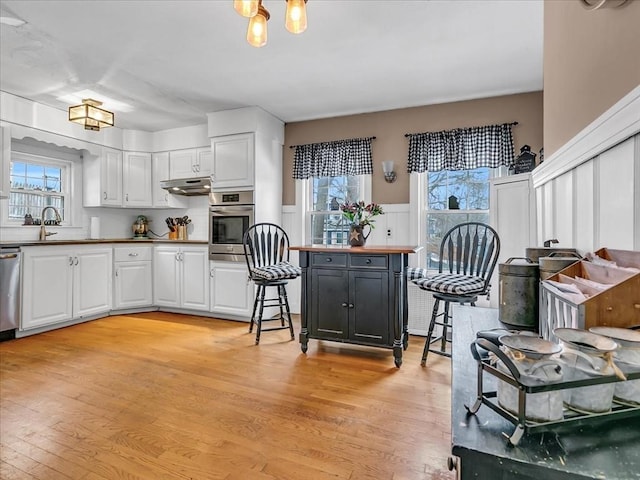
1;313;454;479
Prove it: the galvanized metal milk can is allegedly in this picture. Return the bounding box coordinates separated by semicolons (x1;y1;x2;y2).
499;257;539;331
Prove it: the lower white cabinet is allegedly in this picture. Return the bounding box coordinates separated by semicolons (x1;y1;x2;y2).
21;245;112;330
209;261;254;319
154;245;209;311
113;245;153;309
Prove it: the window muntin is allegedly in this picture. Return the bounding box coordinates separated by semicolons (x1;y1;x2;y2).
309;175;361;245
425;167;491;270
9;155;69;223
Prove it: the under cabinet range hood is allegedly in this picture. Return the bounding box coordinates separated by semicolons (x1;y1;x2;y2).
160;177;211;196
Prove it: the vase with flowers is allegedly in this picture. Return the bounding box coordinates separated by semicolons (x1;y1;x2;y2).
340;201;384;246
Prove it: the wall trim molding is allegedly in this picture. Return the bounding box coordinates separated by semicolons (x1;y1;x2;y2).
532;85;640;188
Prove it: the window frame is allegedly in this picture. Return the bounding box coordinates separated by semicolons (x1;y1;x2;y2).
5;151;72;226
296;174;372;245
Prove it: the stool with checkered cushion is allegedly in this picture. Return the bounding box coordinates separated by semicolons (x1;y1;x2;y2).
243;223;301;345
413;222;500;366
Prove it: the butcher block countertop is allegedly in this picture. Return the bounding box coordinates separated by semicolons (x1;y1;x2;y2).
0;239;208;248
290;245;422;254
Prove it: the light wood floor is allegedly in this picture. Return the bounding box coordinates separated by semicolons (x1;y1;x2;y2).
0;313;454;480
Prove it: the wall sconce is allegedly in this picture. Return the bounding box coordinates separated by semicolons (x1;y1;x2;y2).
382;160;397;183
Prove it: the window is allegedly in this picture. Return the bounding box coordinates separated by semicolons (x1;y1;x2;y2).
9;153;69;223
308;175;364;245
425;167;493;269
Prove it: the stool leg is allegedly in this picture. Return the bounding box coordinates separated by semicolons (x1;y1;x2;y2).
256;285;267;345
441;300;451;353
280;284;295;340
422;298;440;366
278;284;286;326
249;284;261;334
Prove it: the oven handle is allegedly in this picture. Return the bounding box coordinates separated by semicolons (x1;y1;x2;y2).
210;205;254;214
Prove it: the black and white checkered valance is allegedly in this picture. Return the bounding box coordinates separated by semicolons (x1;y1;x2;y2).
292;137;374;179
407;123;515;173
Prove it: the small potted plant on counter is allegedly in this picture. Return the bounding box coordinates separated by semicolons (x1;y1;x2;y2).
340;201;384;246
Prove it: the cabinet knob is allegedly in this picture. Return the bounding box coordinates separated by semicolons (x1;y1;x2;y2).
447;456;458;472
326;257;332;262
103;192;107;200
366;258;372;264
125;193;129;201
69;256;74;266
342;302;348;308
348;303;354;308
128;253;138;257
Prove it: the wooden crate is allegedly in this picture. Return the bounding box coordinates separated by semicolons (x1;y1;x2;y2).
539;248;640;340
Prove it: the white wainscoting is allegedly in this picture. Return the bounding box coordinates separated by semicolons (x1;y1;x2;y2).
532;86;640;253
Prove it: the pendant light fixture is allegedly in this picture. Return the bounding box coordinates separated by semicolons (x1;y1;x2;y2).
235;0;308;48
68;98;114;131
285;0;307;34
246;1;270;48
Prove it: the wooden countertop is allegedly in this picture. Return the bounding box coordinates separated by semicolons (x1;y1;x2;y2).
290;245;422;254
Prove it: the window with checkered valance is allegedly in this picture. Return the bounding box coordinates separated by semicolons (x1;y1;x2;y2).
292;137;375;179
406;123;516;173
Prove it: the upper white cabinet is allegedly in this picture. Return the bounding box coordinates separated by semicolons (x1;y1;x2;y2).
84;147;123;207
211;133;254;190
21;245;112;331
123;151;152;207
169;147;212;179
0;125;9;198
151;152;187;208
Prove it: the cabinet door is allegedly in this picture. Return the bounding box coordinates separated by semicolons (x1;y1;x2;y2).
152;152;171;206
74;247;112;318
349;270;389;345
21;247;74;330
101;147;123;206
154;247;181;307
123;152;152;207
181;247;209;311
211;133;254;189
196;148;213;177
210;261;254;318
169;149;197;179
0;125;9;198
310;268;349;339
114;261;153;309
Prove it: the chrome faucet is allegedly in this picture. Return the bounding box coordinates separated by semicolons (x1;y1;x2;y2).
39;206;62;241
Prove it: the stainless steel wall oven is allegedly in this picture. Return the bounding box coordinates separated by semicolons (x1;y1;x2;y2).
209;190;254;261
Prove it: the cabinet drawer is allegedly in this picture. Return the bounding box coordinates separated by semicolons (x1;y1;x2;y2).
114;246;152;262
349;255;388;269
311;253;347;267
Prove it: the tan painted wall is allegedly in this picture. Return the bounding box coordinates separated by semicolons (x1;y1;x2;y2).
544;0;640;156
283;92;543;205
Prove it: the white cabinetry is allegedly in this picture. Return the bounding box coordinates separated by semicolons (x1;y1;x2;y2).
84;147;123;206
153;245;209;311
152;152;187;208
123;152;152;207
113;245;153;309
211;133;254;190
169;147;213;179
489;172;537;307
209;261;254;319
0;125;9;198
21;245;112;331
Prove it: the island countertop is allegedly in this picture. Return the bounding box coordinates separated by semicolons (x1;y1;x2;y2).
290;245;422;254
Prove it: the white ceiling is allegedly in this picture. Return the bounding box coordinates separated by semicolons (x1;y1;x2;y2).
0;0;543;132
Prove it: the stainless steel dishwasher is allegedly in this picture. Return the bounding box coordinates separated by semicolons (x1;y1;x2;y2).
0;247;21;338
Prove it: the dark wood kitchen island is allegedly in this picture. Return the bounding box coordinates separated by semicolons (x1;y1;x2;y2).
451;306;640;480
290;245;420;367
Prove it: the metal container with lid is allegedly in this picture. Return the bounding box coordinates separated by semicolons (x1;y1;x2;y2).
538;251;582;280
525;246;578;263
499;257;539;331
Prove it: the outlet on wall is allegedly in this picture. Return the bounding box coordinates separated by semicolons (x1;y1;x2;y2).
386;228;392;238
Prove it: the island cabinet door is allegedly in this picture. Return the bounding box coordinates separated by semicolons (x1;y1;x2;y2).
349;270;389;346
310;268;349;339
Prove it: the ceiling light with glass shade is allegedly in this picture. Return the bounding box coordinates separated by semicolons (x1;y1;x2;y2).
234;0;308;48
68;98;114;131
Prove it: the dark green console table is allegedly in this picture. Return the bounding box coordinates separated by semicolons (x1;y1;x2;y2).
291;245;420;367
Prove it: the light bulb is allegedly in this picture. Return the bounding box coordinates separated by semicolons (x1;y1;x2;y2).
247;6;269;48
234;0;259;18
285;0;307;34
